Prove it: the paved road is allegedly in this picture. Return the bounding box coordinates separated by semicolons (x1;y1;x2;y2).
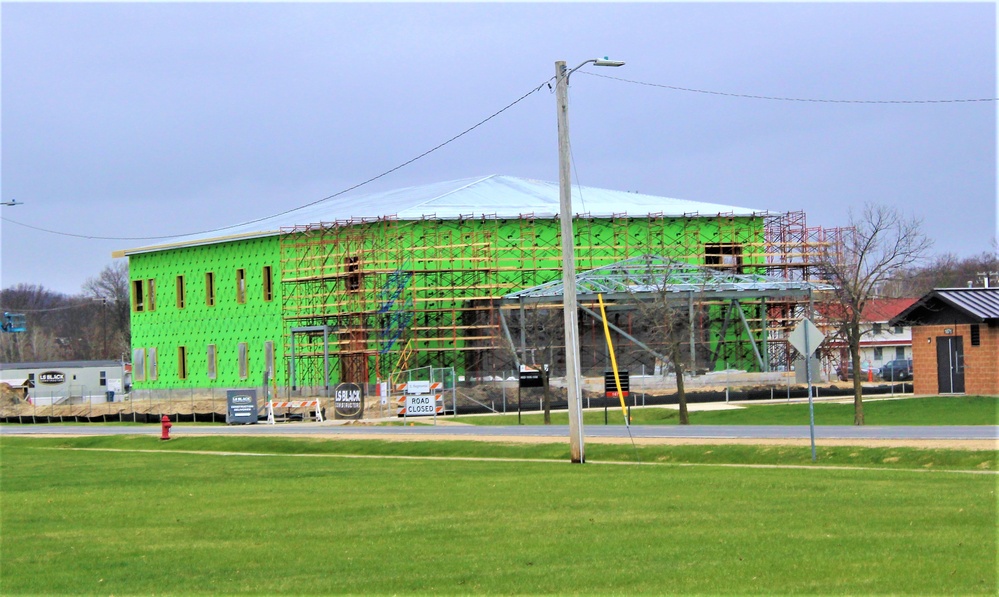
1;422;995;441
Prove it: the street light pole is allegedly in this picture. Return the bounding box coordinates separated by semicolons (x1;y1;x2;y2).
92;297;108;358
555;57;624;463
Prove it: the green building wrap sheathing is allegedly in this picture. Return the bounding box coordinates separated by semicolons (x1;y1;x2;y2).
126;211;767;392
127;236;283;390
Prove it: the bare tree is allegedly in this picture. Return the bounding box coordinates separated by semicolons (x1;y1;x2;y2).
520;306;565;424
591;257;714;426
818;204;932;425
492;302;566;424
626;276;702;425
82;261;131;359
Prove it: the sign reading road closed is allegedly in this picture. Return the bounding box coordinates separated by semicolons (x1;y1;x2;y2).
405;394;437;416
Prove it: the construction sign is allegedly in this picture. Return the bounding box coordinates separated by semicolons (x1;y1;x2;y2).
604;370;630;397
395;381;444;416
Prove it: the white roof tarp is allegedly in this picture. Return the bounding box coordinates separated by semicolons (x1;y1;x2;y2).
120;175;765;255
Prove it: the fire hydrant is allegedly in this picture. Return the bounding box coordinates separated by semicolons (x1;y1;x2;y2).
160;415;172;441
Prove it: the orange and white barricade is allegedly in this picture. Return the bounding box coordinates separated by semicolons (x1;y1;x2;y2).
394;381;445;417
266;399;325;424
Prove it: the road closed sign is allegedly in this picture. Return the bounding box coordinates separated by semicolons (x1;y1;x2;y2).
405;394;437;416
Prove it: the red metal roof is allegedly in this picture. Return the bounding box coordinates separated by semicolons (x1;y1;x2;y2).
861;298;919;322
815;297;919;323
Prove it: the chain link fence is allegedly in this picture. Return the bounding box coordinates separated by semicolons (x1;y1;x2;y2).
1;368;914;424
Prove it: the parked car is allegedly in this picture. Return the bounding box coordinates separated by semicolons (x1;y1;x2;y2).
880;359;913;381
837;362;880;381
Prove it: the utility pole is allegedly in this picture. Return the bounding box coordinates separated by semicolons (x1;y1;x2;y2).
554;56;625;464
102;298;107;358
92;297;108;358
555;60;585;463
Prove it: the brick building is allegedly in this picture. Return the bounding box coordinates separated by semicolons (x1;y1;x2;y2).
891;288;999;395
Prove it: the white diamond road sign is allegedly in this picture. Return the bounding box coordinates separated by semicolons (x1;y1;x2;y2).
788;318;825;357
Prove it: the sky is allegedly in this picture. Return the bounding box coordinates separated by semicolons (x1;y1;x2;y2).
1;1;996;295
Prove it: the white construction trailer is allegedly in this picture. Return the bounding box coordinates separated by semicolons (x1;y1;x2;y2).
0;360;131;406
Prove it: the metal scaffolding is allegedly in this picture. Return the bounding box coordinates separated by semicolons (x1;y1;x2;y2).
278;210;845;387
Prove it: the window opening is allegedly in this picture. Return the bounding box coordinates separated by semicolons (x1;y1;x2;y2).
704;244;743;273
873;347;883;360
263;266;273;302
148;347;158;381
970;324;981;346
206;272;216;306
99;370;107;387
146;279;156;311
133;348;146;381
895;347;905;359
872;323;882;335
238;342;249;380
207;344;217;380
132;280;144;312
236;269;247;304
346;256;361;291
177;346;188;380
264;340;274;377
176;276;185;309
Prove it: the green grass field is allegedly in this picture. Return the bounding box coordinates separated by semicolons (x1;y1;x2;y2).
460;395;999;427
2;435;996;595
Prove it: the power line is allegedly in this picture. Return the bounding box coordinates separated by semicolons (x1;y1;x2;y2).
0;303;93;313
0;77;554;243
581;71;998;104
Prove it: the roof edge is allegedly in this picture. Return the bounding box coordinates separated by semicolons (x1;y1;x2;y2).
115;230;280;257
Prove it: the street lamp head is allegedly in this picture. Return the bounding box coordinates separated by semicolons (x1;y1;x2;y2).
593;57;625;67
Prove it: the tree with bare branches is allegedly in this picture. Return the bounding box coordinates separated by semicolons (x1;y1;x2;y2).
81;261;131;359
817;204;932;425
613;258;712;425
490;301;566;424
628;291;698;424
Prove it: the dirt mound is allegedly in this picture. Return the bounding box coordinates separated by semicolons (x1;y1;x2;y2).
1;383;27;406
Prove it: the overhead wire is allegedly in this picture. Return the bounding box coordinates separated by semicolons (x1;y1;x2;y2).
0;77;556;243
580;71;999;104
4;72;993;242
0;303;96;313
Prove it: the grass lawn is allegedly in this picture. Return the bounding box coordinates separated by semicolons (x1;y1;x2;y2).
458;395;999;427
2;436;996;595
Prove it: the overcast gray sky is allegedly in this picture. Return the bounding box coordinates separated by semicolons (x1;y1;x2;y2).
2;1;996;295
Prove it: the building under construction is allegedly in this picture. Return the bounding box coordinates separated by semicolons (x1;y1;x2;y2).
118;175;841;394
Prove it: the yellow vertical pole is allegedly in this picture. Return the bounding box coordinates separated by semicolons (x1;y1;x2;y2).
597;294;630;422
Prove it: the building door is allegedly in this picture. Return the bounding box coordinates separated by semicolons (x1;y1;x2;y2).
936;336;965;394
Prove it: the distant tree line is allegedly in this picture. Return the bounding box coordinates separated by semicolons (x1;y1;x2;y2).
0;261;130;363
880;249;999;297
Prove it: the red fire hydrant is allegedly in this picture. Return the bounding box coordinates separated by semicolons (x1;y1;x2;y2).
160;415;173;441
